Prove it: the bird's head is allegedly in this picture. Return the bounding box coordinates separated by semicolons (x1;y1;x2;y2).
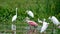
26;10;29;13
48;16;51;19
43;18;46;22
26;10;32;13
25;17;30;20
16;8;18;10
52;16;55;18
24;17;30;22
47;23;49;24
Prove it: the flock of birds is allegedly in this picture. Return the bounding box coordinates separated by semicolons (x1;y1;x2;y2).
11;8;60;34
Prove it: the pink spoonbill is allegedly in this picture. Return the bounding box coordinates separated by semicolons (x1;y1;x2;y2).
25;17;38;28
25;17;38;33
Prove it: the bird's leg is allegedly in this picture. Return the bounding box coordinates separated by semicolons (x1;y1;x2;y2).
33;29;37;34
28;25;33;34
13;21;16;25
44;31;46;34
40;32;44;34
14;31;16;34
27;29;33;34
29;25;32;30
12;31;14;34
54;25;57;34
53;24;57;34
52;24;56;34
12;30;14;34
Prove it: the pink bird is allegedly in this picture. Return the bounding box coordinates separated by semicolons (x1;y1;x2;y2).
25;17;38;27
28;21;38;26
25;17;38;34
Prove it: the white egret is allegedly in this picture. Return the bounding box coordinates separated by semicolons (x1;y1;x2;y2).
26;10;34;18
12;8;18;22
48;16;60;26
40;19;49;33
12;8;17;34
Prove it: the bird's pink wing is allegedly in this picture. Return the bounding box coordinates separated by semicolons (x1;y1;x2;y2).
28;21;38;26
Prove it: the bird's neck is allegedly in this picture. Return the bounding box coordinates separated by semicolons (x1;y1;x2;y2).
26;20;30;23
16;8;17;16
16;11;17;15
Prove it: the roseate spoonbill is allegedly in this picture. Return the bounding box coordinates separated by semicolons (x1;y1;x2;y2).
12;8;18;22
48;16;60;26
26;10;34;18
40;19;49;33
25;17;38;33
25;17;38;27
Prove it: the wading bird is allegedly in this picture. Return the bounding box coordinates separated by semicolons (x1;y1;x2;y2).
12;8;18;22
25;17;38;33
12;8;17;34
25;17;38;28
40;19;49;33
48;16;60;26
26;10;34;18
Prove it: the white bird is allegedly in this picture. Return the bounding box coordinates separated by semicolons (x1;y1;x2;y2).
40;19;49;33
26;10;34;18
48;16;60;26
38;18;42;23
12;8;18;22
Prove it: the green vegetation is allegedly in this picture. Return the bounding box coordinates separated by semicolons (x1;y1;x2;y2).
0;0;60;34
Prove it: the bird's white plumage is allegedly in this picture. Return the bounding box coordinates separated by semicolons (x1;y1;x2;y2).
26;10;34;18
40;21;49;33
12;15;17;22
49;16;60;26
12;8;17;22
12;8;17;34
